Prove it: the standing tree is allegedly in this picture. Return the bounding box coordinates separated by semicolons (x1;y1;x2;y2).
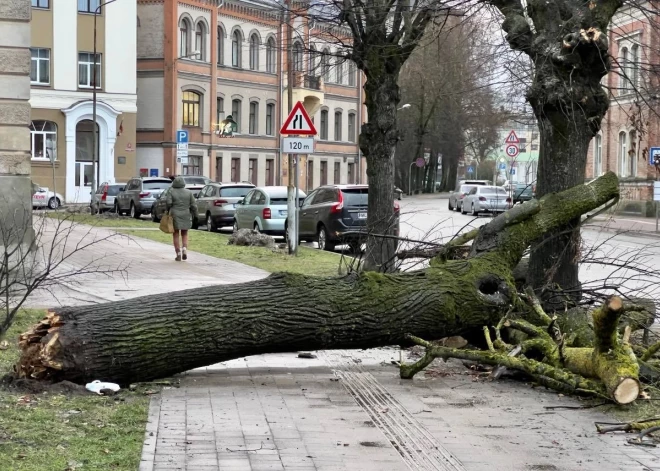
488;0;621;303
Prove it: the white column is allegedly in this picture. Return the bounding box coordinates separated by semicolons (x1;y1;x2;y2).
105;0;137;94
53;0;78;91
65;135;76;202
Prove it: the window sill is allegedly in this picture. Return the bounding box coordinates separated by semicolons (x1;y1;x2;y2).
78;86;103;91
31;82;51;87
31;159;60;167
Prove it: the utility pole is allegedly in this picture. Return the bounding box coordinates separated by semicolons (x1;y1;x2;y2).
285;0;297;255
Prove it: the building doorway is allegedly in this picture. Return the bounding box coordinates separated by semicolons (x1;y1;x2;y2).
75;120;99;201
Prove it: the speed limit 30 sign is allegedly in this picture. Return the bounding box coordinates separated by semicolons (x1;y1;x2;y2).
505;144;519;158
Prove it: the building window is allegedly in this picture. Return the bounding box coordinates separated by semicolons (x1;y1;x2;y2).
348;163;355;184
78;0;100;13
78;52;101;88
183;156;201;175
618;131;627;176
182;91;201;127
320;161;328;185
231;157;240;181
232;99;241;133
266;103;274;136
216;156;223;182
334;111;342;141
348;113;356;143
249;34;259;70
321;49;330;82
308;46;317;74
593;134;602;177
249;102;258;135
249;158;258;185
630;44;639;89
217;26;224;65
293;41;303;72
266;37;276;73
30;48;50;85
32;0;49;8
620;47;629;93
266;159;274;185
336;54;343;84
232;30;242;68
179;18;190;57
30;121;57;161
195;22;205;61
217;97;225;128
320;110;328;140
306;159;314;191
629;130;637;177
348;60;356;86
334;162;340;184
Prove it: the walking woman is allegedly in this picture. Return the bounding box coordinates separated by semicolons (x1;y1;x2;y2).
166;176;197;261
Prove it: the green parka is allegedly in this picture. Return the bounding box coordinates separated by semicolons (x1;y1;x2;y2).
166;177;197;230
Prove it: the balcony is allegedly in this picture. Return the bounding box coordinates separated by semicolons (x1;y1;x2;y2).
289;72;324;116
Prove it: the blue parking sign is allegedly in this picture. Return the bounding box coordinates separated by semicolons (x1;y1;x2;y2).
176;130;189;144
510;168;516;175
650;147;660;165
467;166;474;173
498;163;506;170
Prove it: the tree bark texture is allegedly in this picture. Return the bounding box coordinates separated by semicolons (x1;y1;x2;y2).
16;173;620;385
490;0;622;303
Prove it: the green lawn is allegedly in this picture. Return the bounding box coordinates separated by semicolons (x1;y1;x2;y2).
120;229;346;277
0;310;150;471
45;211;155;229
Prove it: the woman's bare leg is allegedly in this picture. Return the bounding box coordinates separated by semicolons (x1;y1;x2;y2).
181;230;188;260
173;230;181;260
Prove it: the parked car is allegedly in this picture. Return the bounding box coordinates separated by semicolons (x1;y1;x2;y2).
91;182;126;213
509;182;535;204
448;184;478;212
31;183;63;210
116;177;172;219
179;175;212;187
297;185;400;252
461;185;511;216
234;186;306;237
394;187;403;200
191;182;255;231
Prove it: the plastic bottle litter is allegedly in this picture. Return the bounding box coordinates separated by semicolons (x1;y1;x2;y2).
85;380;121;395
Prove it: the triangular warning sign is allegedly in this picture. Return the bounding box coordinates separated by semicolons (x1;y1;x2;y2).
280;101;317;136
505;130;520;144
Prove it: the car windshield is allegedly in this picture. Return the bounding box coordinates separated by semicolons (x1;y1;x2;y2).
107;185;123;196
143;180;171;190
219;186;253;197
341;188;368;206
183;176;208;185
460;185;476;194
481;187;507;196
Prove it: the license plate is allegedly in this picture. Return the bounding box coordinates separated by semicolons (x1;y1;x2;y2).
281;210;287;216
358;212;367;219
233;204;237;208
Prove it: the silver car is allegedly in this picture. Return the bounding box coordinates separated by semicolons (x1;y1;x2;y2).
116;177;172;218
461;185;511;216
91;182;126;213
194;183;255;231
234;186;306;236
448;184;478;212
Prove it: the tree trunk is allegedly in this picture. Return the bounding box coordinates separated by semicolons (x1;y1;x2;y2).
16;173;620;385
439;152;457;192
360;70;400;272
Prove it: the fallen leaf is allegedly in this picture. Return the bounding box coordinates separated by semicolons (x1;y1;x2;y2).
104;448;110;454
0;340;9;350
640;390;651;400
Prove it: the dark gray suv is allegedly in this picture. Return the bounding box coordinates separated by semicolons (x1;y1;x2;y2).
298;185;400;252
116;177;172;219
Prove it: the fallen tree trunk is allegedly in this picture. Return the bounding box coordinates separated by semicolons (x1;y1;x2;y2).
16;173;621;385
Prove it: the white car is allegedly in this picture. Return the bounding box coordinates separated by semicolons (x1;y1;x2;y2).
461;185;511;216
32;185;63;209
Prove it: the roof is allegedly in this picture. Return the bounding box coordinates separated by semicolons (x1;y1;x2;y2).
256;186;307;198
317;184;369;190
207;182;256;187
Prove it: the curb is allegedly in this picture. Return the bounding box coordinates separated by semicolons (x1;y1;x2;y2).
584;223;660;240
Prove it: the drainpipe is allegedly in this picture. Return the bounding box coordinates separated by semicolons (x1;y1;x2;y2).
357;71;362;184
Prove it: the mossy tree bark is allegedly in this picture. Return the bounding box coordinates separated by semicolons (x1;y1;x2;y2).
489;0;623;304
16;173;620;385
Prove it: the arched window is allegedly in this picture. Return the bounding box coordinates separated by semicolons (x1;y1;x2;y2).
179;18;191;58
249;34;259;70
336;53;343;84
308;45;317;74
182;91;201;127
618;131;627;176
321;48;330;82
217;26;224;65
593;134;602;177
232;30;242;68
629;130;637;177
348;60;356;86
631;44;639;89
293;41;303;72
30;120;57;161
266;37;276;73
195;22;205;61
620;47;629;93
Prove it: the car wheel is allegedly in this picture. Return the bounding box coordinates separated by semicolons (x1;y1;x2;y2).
191;216;199;230
233;219;238;233
471;204;478;217
114;202;124;215
460;202;467;215
130;203;140;219
317;225;335;252
348;240;362;253
48;197;60;210
206;213;217;232
448;200;454;211
253;223;260;233
151;207;160;223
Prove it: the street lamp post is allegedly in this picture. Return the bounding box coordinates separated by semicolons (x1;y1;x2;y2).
92;0;118;196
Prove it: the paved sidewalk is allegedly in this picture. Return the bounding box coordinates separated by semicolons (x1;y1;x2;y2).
585;215;659;239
